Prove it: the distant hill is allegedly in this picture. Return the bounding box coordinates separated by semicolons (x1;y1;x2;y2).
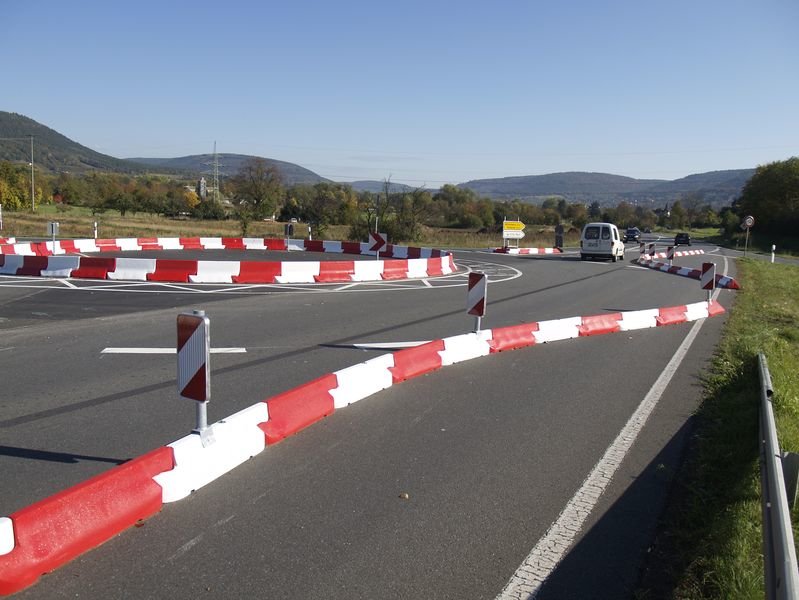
1;111;758;206
0;111;150;174
347;180;422;194
127;154;330;186
459;169;755;207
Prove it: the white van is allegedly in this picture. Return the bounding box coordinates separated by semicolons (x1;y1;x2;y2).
580;222;625;262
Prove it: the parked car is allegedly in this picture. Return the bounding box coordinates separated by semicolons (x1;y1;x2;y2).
580;222;625;262
674;232;691;246
623;227;641;243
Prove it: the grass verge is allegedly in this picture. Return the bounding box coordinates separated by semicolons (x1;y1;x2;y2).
636;258;799;599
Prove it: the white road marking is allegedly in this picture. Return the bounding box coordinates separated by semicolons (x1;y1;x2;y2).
497;258;729;600
352;341;430;350
102;347;246;354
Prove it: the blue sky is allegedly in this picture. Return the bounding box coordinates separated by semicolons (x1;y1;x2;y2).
3;0;798;186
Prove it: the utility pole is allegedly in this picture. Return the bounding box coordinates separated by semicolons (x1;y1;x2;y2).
30;136;35;212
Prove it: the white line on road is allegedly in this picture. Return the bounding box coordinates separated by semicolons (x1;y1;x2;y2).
497;258;729;600
102;347;247;354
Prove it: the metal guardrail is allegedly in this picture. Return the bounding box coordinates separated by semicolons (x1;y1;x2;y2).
759;353;799;600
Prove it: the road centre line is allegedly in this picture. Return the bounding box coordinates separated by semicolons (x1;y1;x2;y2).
497;257;729;599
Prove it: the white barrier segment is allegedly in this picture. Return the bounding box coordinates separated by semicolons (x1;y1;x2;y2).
359;242;372;254
242;238;266;250
322;240;342;253
42;256;81;277
439;333;492;365
718;275;735;287
8;243;34;256
475;329;495;345
390;246;409;259
533;316;583;343
439;256;455;275
43;241;64;255
406;258;429;279
74;239;101;253
274;261;320;283
287;239;305;252
618;308;660;331
684;301;710;321
416;247;434;259
116;238;142;252
190;261;241;283
157;237;184;250
154;402;269;503
0;255;24;274
676;267;694;276
330;354;395;409
199;237;225;249
107;258;157;281
0;517;14;555
350;260;385;281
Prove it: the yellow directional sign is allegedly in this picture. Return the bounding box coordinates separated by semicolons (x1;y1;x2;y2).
503;220;525;231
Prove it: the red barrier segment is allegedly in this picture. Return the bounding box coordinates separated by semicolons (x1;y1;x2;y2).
232;262;282;283
716;274;741;290
0;255;4;267
656;305;688;326
708;300;726;316
426;258;444;277
259;374;338;445
59;240;79;253
221;238;245;250
389;340;446;382
314;261;356;282
29;243;51;257
0;447;174;596
179;237;204;249
71;257;117;279
381;259;409;280
342;242;362;254
578;313;624;336
15;256;49;276
94;239;122;252
146;260;199;283
304;240;325;253
407;247;422;259
488;323;540;352
265;239;287;251
137;238;163;250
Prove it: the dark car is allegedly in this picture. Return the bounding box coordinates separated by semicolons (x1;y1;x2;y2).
674;232;691;246
623;227;641;243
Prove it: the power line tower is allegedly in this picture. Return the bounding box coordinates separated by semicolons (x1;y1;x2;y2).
202;141;222;203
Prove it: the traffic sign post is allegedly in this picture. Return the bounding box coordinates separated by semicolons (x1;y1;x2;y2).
47;221;59;247
701;262;716;303
502;219;525;248
741;215;755;257
177;310;214;446
466;271;488;332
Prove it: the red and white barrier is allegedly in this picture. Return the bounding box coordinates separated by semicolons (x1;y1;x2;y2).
0;298;728;595
0;237;457;284
635;256;740;289
492;247;562;255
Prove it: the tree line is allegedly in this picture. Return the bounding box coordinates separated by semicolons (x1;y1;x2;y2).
1;156;796;243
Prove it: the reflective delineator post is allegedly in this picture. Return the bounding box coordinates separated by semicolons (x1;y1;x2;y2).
701;262;716;304
466;272;488;332
177;310;214;446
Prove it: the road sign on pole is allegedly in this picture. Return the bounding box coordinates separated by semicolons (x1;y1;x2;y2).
502;220;526;241
369;232;387;260
466;271;487;332
177;310;214;445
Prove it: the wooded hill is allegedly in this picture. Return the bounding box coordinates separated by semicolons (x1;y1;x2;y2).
1;111;756;206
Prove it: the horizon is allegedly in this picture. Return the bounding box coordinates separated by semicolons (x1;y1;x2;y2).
3;1;798;187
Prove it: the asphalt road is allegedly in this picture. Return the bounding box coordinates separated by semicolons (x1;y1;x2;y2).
0;240;736;599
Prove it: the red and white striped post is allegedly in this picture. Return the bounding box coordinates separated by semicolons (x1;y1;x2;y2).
648;243;656;259
701;262;716;303
667;245;675;266
639;242;645;257
177;310;214;445
466;272;488;332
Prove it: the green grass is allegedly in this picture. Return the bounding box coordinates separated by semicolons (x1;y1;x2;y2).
637;258;799;599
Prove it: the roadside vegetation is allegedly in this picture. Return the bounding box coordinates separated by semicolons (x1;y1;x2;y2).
637;258;799;599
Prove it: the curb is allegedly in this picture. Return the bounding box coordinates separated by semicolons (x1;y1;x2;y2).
0;299;726;595
0;237;456;284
